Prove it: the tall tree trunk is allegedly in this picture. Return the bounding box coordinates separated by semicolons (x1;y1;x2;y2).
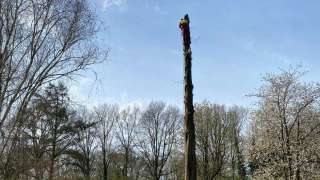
123;147;129;180
103;150;107;180
86;156;91;180
49;124;58;180
103;134;108;180
48;142;56;180
284;119;293;179
179;14;197;180
295;118;301;180
203;138;209;180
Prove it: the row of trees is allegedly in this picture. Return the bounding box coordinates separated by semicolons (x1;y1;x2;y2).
0;81;249;179
4;63;320;180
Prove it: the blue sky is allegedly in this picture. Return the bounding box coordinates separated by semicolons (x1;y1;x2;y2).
69;0;320;109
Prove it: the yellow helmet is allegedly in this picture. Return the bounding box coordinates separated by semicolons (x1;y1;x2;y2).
180;19;189;25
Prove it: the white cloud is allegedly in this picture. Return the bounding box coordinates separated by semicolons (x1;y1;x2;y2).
119;99;147;111
102;0;128;11
69;81;148;111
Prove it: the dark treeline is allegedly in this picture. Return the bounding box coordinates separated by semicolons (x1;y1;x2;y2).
1;0;320;180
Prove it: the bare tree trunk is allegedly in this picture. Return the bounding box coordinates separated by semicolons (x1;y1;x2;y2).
103;149;108;180
284;118;293;179
179;14;197;180
103;134;108;180
295;118;301;180
48;141;56;180
203;143;209;180
124;147;129;180
49;121;58;180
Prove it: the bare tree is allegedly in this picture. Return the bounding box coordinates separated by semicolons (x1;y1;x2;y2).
138;102;181;180
66;106;98;180
195;102;230;180
116;105;140;180
228;106;247;180
95;104;119;180
0;0;102;154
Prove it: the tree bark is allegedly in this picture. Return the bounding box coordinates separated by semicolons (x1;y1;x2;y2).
123;147;129;180
103;132;108;180
180;14;197;180
203;143;209;180
48;139;56;180
103;148;107;180
49;115;58;180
